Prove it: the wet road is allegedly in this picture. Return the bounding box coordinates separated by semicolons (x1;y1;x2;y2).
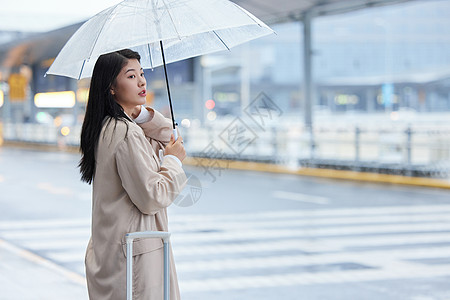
1;146;450;299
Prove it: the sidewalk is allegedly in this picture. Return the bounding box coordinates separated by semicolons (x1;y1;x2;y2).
0;239;87;300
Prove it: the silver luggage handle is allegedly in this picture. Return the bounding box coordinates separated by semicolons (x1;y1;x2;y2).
125;231;171;300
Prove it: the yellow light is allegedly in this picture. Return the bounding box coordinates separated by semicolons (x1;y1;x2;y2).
54;116;63;127
41;58;55;68
0;90;3;107
60;126;70;136
34;91;76;108
76;88;89;103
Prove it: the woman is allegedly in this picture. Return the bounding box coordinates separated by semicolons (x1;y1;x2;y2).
79;49;187;300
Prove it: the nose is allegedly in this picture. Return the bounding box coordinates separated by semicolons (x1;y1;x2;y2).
138;76;146;87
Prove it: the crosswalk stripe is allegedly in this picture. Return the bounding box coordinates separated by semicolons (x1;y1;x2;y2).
176;246;450;272
170;204;450;222
272;190;330;204
2;204;450;230
172;222;450;244
2;204;450;289
1;228;90;240
179;264;450;292
5;214;450;244
25;232;450;264
0;219;90;230
47;251;86;263
3;212;450;234
22;239;88;251
172;232;450;256
170;213;450;232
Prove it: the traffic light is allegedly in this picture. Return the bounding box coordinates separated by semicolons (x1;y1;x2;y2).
205;99;215;110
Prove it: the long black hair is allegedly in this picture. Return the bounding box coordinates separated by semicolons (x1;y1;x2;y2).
79;49;141;184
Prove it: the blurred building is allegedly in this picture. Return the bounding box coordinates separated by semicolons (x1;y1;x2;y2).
0;0;449;126
205;0;450;116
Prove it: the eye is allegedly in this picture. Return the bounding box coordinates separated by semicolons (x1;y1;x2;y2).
128;75;136;79
140;72;145;77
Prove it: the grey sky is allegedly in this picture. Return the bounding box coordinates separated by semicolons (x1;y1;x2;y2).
0;0;122;32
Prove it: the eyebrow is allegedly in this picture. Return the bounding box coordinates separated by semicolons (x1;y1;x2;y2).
125;68;144;73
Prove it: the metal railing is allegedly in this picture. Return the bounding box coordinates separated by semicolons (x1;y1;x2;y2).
2;121;449;178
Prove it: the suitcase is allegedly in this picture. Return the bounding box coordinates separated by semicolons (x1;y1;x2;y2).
125;231;171;300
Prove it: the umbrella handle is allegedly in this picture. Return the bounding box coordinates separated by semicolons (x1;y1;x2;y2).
173;128;178;141
159;40;178;138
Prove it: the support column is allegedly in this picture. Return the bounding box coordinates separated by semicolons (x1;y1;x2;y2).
240;43;250;113
193;57;204;123
366;88;375;113
302;13;315;159
303;13;313;129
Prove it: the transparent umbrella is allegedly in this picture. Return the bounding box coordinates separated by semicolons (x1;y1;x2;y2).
46;0;274;136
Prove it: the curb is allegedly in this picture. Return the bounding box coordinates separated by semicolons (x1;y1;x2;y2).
184;157;450;190
3;141;450;190
3;141;79;153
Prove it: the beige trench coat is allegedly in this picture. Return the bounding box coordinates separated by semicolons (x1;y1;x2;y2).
85;108;187;300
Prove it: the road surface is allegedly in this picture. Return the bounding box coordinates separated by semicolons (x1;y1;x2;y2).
1;147;450;299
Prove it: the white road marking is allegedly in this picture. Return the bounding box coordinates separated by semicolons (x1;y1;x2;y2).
170;213;450;232
22;239;88;251
5;212;450;233
170;204;450;222
0;238;86;286
176;246;450;272
0;219;90;230
179;264;450;292
47;251;86;263
172;222;450;244
2;203;450;291
1;228;90;240
172;232;450;256
36;182;74;196
272;190;330;204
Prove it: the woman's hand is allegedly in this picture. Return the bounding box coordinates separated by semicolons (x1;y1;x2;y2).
164;134;186;162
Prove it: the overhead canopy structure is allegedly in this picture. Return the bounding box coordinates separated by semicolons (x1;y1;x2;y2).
234;0;413;24
0;23;82;70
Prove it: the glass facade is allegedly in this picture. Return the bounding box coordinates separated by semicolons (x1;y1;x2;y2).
201;0;450;117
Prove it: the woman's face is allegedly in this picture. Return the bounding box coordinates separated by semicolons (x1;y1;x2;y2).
111;58;147;113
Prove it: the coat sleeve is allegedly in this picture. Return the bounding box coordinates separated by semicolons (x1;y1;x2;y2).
115;129;187;215
137;107;174;146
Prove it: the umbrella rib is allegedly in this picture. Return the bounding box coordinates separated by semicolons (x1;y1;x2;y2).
78;60;86;80
161;0;182;40
213;31;230;51
147;43;154;69
87;4;121;60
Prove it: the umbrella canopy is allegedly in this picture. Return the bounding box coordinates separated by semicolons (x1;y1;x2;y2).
46;0;274;79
